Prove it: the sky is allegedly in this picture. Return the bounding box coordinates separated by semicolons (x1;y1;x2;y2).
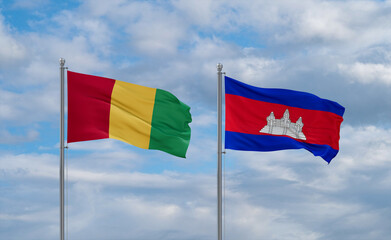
1;0;391;239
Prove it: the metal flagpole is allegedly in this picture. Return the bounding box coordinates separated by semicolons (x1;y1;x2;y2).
217;63;223;240
59;58;66;240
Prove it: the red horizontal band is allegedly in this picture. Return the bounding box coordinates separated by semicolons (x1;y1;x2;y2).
225;94;343;150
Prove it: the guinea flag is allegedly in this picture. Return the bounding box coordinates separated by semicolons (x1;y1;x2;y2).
67;71;192;158
225;76;345;163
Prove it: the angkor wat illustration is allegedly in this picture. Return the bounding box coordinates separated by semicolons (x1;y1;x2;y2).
259;109;306;140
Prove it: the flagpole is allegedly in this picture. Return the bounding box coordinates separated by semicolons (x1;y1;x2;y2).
59;58;66;240
217;63;223;240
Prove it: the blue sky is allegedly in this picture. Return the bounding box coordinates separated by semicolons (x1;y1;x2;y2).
1;0;391;239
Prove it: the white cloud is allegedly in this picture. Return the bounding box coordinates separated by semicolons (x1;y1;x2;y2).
0;88;57;124
172;0;240;30
51;10;114;56
0;209;56;223
339;62;391;85
184;0;389;50
0;153;58;179
26;34;110;80
225;201;324;240
0;129;39;144
128;18;187;56
71;0;189;56
124;6;187;56
67;139;124;151
339;125;391;168
0;150;195;189
223;55;281;86
2;124;391;239
1;1;391;239
10;0;50;9
228;125;391;192
68;170;187;188
0;15;25;64
173;0;216;26
63;183;216;240
190;111;216;127
293;2;354;42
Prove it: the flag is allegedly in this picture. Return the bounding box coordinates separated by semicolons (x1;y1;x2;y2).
225;76;345;163
67;71;192;158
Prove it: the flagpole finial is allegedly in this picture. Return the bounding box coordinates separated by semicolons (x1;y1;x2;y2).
59;58;65;66
217;63;223;72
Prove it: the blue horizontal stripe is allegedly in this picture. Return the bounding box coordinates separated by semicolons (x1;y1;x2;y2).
225;76;345;117
225;131;339;163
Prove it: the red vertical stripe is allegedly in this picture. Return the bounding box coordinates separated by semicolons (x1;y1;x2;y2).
67;71;115;143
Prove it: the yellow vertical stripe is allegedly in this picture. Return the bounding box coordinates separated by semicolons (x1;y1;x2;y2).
109;80;156;149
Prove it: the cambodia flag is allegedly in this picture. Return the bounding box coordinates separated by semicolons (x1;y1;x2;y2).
225;77;345;163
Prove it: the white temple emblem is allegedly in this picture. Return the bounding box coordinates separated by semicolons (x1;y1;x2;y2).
259;109;306;140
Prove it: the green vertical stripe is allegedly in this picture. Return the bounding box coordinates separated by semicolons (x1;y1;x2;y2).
149;89;192;158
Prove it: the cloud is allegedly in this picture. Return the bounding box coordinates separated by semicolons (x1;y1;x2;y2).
220;125;391;239
1;1;391;239
0;129;39;144
190;110;216;127
225;201;324;240
0;15;25;65
272;0;354;43
51;10;114;57
1;0;389;129
68;0;189;56
126;10;187;56
0;88;57;124
0;150;217;239
9;0;51;9
0;153;58;179
339;125;391;168
0;149;201;189
339;62;391;85
2;124;391;239
232;125;391;190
